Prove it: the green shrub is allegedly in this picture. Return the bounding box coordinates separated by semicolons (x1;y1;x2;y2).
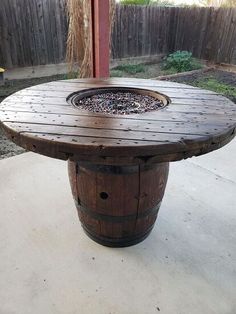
163;51;202;73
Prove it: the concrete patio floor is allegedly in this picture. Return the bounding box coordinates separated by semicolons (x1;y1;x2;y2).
0;140;235;314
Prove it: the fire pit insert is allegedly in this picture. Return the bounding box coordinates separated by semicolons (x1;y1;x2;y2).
68;87;169;115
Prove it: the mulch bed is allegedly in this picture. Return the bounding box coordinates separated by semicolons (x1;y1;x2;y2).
75;91;165;115
168;69;236;86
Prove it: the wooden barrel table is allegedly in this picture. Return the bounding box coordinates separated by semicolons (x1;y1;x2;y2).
0;78;235;247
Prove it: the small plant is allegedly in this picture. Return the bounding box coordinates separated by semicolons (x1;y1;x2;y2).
162;51;202;73
113;63;145;74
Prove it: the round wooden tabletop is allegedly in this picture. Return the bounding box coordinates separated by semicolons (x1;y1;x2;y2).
0;78;235;165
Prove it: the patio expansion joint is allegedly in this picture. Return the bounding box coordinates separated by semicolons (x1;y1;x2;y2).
187;159;236;186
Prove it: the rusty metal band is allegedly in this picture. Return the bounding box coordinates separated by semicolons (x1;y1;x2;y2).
76;201;161;223
77;162;159;175
82;224;154;247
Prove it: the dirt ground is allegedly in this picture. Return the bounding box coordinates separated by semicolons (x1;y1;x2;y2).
0;67;235;159
169;69;236;86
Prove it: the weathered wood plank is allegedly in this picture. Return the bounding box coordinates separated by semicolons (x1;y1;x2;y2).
3;121;218;142
1;111;232;135
1;105;235;126
13;88;228;103
27;83;218;95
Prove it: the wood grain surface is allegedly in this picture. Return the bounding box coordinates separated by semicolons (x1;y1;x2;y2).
0;78;235;165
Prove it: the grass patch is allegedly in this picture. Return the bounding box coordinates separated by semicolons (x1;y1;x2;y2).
66;71;79;79
161;67;180;75
112;63;145;74
111;56;203;79
110;70;125;77
195;77;236;100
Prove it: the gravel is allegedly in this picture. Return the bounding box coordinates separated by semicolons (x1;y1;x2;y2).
0;128;25;160
75;91;165;115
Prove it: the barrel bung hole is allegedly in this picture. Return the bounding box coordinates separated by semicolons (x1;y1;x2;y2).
100;192;109;200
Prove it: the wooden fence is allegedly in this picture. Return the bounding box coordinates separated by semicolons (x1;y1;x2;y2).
112;6;236;64
0;0;68;68
0;1;236;68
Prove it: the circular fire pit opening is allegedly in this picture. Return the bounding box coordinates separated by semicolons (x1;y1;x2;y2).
68;87;169;115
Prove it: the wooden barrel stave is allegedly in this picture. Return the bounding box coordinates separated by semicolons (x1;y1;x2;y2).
68;161;169;247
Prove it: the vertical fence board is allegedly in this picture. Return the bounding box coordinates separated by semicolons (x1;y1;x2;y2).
0;0;68;68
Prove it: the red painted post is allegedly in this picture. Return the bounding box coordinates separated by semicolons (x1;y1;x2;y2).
91;0;110;78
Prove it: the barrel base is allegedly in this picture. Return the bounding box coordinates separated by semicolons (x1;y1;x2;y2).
82;225;154;248
68;160;169;247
